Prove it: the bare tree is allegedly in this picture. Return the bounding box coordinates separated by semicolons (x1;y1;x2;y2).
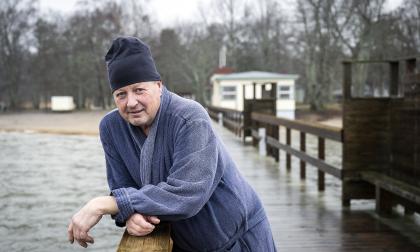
0;0;415;111
399;0;420;56
65;0;123;108
120;0;156;38
331;0;404;96
33;17;64;108
155;29;188;92
246;0;292;72
0;0;37;109
296;0;341;110
177;23;222;104
208;0;249;69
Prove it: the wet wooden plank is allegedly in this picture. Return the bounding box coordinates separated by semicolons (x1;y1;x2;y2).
212;121;420;252
117;224;172;252
361;171;420;205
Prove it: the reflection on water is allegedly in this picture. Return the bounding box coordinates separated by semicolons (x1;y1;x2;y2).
0;132;121;252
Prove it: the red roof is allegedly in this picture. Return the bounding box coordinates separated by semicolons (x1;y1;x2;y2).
213;66;234;74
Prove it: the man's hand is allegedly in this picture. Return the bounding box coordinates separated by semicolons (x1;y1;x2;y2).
68;196;118;248
126;213;160;236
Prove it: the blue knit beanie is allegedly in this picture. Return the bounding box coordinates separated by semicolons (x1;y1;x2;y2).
105;36;161;92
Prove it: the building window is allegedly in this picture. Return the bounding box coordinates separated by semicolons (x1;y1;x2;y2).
221;86;236;100
278;85;292;100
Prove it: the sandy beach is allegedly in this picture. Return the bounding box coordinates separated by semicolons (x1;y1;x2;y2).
0;110;109;135
0;110;342;135
318;117;342;127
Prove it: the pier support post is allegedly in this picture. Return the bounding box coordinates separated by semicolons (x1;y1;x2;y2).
258;127;267;156
300;132;306;179
376;186;393;216
218;113;223;127
318;137;325;191
286;128;291;171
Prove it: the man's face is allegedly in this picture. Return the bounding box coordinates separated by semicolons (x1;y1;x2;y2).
113;81;162;132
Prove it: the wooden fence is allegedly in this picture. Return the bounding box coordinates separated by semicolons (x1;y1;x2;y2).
342;57;420;215
250;112;343;191
207;105;243;137
209;57;420;217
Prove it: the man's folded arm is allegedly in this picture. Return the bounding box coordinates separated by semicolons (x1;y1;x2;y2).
111;120;223;223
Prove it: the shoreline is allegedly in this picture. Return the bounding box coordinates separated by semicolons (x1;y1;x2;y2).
0;128;99;136
0;110;343;136
0;111;108;136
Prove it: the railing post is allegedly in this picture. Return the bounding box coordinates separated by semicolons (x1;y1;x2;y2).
389;61;399;97
376;186;393;216
278;126;281;163
404;58;417;96
266;124;272;158
300;132;306;179
343;62;352;100
218;112;223;127
258;127;267;156
318;137;325;191
273;125;279;162
235;112;239;136
240;113;243;138
286;128;291;171
252;119;259;147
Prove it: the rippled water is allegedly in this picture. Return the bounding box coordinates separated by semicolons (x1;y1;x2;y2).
0;132;121;252
0;129;344;252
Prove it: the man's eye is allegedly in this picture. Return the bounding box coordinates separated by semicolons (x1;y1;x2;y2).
116;92;126;98
135;88;144;94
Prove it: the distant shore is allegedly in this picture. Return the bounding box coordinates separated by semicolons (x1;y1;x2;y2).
0;110;342;135
296;113;342;128
295;105;342;128
0;110;109;135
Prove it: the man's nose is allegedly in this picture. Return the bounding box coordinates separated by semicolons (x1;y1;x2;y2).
127;92;138;108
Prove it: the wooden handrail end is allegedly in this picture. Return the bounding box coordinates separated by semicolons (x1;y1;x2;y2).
117;224;172;252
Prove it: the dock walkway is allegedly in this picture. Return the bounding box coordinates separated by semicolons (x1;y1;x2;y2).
213;122;420;252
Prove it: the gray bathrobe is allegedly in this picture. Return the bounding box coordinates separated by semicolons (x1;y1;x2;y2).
99;87;276;251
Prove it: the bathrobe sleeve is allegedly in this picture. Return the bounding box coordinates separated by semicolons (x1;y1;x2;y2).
100;121;138;191
100;120;140;226
111;119;222;223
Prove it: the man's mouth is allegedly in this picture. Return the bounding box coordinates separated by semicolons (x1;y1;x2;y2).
128;109;144;115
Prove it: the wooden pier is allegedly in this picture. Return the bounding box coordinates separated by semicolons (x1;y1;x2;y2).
117;119;420;251
118;57;420;251
214;121;420;251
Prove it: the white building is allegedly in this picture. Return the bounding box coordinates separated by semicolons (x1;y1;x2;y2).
210;71;299;119
51;96;75;112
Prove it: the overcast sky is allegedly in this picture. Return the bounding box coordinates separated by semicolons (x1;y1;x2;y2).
39;0;207;27
39;0;404;28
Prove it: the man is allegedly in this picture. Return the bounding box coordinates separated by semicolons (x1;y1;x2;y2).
68;36;276;251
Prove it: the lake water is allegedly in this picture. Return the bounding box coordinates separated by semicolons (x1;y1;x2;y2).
2;125;420;251
0;132;121;252
0;126;349;252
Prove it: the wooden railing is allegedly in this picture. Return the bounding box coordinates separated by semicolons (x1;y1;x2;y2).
206;105;243;137
206;57;420;218
341;57;420;214
251;112;343;191
117;224;172;252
